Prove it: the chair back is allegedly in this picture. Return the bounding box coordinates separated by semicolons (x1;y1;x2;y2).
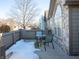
46;30;54;42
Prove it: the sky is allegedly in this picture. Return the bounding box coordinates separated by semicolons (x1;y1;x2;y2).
0;0;50;19
0;0;14;18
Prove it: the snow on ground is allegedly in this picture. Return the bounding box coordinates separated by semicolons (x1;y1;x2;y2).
6;39;40;59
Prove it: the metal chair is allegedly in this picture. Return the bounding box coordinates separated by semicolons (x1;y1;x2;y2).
42;30;54;51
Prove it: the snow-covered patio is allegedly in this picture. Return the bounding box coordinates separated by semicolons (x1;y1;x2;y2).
6;39;79;59
0;29;79;59
6;39;40;59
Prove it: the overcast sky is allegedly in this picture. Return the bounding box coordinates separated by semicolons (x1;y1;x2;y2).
0;0;50;19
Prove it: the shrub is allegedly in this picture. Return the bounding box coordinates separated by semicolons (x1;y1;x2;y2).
0;24;11;33
34;37;39;48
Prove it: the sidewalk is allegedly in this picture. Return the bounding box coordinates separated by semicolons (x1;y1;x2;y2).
35;42;79;59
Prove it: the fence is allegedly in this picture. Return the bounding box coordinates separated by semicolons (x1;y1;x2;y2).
0;29;37;59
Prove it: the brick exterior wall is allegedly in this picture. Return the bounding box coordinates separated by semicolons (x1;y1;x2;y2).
48;0;79;55
48;0;70;55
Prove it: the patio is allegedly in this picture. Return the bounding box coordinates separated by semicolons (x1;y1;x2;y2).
6;39;40;59
6;39;79;59
0;29;79;59
35;42;79;59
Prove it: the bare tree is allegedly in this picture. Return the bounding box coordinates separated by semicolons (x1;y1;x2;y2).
9;0;38;29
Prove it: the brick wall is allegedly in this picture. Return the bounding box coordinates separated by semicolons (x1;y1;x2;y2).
48;0;70;55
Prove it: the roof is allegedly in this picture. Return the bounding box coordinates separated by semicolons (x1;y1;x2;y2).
48;0;57;19
48;0;79;20
65;0;79;5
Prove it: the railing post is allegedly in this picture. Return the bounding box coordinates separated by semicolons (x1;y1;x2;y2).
0;34;5;59
19;29;22;39
12;32;14;44
0;46;5;59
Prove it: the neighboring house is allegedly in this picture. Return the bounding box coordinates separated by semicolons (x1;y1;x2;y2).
44;11;49;30
47;0;79;55
39;16;46;31
39;11;48;31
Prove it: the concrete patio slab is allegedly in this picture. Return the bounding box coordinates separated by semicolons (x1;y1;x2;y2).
35;42;79;59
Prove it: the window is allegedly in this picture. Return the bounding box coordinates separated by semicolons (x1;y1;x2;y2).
54;5;62;37
55;5;62;18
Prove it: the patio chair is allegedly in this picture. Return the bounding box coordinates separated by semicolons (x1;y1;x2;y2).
35;31;42;47
42;30;54;51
